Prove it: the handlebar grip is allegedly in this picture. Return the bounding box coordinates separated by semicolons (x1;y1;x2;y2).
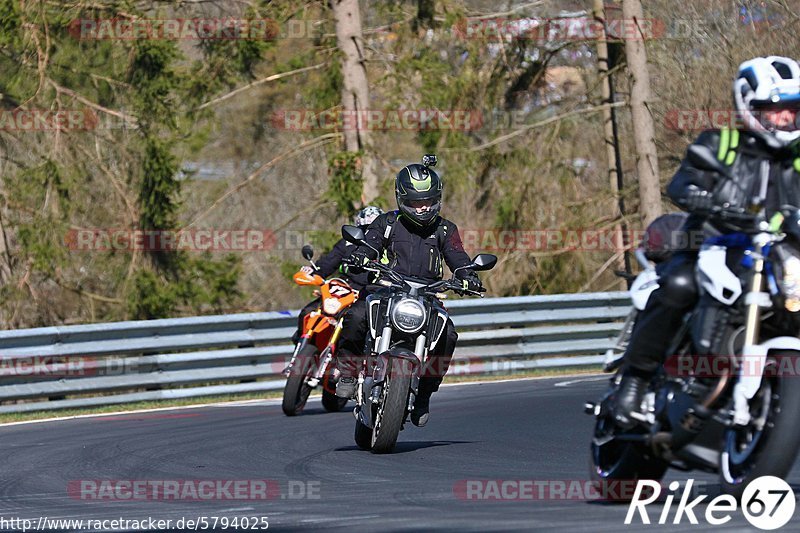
702;205;758;224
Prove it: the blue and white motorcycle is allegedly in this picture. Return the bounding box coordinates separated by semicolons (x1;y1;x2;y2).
589;145;800;498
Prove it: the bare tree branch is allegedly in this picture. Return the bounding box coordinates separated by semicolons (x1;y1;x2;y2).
182;133;341;229
467;102;624;152
197;63;327;110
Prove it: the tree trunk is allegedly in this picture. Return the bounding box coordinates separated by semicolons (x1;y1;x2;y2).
594;0;628;287
330;0;379;206
0;175;13;283
0;210;12;283
622;0;662;227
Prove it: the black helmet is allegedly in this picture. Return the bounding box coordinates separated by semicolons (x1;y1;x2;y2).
395;163;442;226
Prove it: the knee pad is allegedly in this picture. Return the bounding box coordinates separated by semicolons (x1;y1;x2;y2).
658;263;697;309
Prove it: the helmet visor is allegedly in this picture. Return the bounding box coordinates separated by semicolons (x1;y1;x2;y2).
763;108;799;131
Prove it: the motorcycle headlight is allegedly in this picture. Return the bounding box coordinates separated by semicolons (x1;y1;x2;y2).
782;254;800;312
323;298;342;315
390;298;426;334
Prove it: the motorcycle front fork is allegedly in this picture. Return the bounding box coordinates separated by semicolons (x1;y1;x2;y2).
732;240;769;425
355;335;427;413
284;321;344;383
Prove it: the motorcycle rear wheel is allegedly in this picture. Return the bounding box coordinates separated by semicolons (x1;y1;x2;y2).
321;365;348;412
589;397;668;501
354;416;373;450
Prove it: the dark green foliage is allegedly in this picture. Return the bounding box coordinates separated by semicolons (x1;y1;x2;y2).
327;151;363;215
0;0;267;323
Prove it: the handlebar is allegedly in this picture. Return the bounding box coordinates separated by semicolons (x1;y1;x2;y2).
707;205;759;224
343;257;485;297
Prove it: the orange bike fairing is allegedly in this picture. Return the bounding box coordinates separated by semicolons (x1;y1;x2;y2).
302;312;326;333
296;277;357;352
320;278;357;308
293;270;324;286
302;312;333;351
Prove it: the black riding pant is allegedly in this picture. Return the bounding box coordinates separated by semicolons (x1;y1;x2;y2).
624;251;699;375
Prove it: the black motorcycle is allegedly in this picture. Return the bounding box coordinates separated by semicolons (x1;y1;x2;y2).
340;225;497;453
588;144;800;498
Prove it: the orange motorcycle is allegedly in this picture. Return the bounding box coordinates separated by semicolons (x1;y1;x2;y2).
282;245;358;416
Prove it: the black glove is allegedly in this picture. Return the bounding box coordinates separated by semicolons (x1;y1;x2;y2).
343;250;371;273
459;271;485;293
681;185;715;213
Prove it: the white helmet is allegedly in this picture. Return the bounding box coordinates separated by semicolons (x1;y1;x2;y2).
733;56;800;146
353;206;383;227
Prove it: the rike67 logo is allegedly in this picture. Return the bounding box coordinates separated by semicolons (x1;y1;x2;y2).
626;476;796;530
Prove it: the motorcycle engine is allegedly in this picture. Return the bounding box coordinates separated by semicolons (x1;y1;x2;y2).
655;380;711;450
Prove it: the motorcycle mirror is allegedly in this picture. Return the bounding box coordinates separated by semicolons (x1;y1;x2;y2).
687;144;730;177
470;253;497;271
342;224;366;245
301;244;314;261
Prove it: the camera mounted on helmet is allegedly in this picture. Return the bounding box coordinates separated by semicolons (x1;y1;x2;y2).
422;154;438;168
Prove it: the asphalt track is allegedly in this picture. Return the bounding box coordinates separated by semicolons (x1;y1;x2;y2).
0;376;798;532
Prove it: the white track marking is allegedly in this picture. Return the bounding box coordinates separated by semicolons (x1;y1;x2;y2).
554;376;609;387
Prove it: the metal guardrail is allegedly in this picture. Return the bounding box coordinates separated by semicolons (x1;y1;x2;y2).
0;292;631;413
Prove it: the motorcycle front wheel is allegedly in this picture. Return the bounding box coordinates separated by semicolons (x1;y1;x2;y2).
719;351;800;499
281;343;316;416
370;357;413;454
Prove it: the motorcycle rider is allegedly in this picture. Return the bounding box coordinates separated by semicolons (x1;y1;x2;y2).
291;206;384;345
334;157;485;427
615;56;800;427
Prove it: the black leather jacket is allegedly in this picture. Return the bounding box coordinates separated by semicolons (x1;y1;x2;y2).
315;230;370;290
353;211;477;285
669;128;800;235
